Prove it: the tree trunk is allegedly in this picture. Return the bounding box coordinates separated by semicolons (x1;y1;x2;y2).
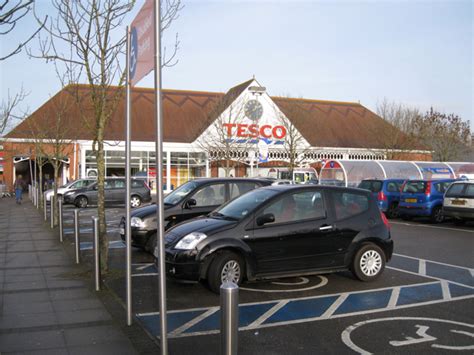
53;162;60;226
95;140;108;273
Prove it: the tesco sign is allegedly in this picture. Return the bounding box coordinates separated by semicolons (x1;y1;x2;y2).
223;123;286;139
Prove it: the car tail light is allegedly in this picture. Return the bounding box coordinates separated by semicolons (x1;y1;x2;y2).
378;191;387;201
425;182;431;196
380;210;390;229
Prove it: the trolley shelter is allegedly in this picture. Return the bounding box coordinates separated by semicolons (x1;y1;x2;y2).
319;160;474;187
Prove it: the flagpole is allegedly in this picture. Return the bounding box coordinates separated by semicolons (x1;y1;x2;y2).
125;25;133;327
154;0;168;353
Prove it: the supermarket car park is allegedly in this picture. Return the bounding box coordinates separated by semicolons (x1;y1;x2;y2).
57;202;474;354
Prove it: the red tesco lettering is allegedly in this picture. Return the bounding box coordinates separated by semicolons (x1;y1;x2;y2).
222;123;286;139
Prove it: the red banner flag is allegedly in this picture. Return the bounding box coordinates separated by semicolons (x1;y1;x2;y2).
130;0;154;86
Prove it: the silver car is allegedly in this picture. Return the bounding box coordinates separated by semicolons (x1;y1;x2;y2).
45;178;96;202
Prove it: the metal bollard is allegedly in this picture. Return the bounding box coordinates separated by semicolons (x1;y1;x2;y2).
58;197;63;242
92;216;101;291
220;282;239;355
44;192;47;221
50;195;54;229
74;209;80;264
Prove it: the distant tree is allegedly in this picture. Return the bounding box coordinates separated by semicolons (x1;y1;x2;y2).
414;108;470;161
0;87;28;136
197;101;251;177
374;98;421;159
273;99;311;176
0;0;46;60
29;0;182;273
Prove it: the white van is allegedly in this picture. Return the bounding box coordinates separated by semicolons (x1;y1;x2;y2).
267;168;318;184
443;181;474;222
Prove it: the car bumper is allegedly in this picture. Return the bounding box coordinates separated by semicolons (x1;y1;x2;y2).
398;205;432;216
164;249;201;281
119;227;152;248
442;207;474;220
63;195;75;204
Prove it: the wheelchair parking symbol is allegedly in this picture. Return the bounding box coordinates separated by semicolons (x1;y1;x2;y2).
342;317;474;354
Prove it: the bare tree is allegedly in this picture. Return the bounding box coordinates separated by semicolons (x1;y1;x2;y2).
29;0;182;272
414;108;470;161
0;0;47;60
273;101;311;175
197;102;251;177
374;98;421;159
0;87;28;136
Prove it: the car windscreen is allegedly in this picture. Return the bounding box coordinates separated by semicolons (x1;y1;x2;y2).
358;180;382;193
211;189;279;221
163;181;198;205
403;181;426;193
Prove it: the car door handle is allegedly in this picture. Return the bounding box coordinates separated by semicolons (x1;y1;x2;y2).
319;225;334;231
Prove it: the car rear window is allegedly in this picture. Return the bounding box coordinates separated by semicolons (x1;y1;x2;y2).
403;181;426;193
435;182;452;193
132;180;145;188
358;180;382;193
465;185;474;197
332;191;369;220
445;183;465;197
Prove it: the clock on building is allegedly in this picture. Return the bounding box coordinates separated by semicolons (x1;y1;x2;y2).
244;99;263;121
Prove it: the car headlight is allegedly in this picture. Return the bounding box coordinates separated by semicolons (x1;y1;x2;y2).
131;217;146;228
175;232;207;250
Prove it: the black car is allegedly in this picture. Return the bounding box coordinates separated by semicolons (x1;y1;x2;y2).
120;178;273;251
62;178;151;208
162;185;393;293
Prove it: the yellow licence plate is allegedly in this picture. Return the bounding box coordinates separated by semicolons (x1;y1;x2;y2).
452;200;466;206
405;198;417;203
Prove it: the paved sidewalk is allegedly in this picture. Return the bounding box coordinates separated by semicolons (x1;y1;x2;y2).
0;197;138;354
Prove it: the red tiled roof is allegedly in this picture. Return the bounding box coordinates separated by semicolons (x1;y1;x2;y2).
6;81;396;149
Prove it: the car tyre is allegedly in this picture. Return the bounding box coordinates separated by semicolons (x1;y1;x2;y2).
145;233;157;253
351;243;385;282
431;206;444;224
75;196;88;208
386;202;399;219
401;214;412;221
130;195;142;208
207;251;244;294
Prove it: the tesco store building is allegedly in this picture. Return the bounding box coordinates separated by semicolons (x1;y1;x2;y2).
2;78;430;192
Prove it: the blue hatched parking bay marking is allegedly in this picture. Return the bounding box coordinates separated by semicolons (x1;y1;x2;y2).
80;240;125;250
135;253;474;338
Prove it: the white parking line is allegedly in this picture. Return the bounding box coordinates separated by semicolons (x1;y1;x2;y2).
320;294;349;319
169;307;219;337
419;260;426;275
391;221;474;233
441;280;451;300
394;253;474;273
387;266;474;289
247;300;289;329
387;287;400;309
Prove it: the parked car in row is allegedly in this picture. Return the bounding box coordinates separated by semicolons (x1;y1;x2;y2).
63;178;151;208
45;178;96;202
443;181;474;223
120;178;273;252
358;179;405;218
160;185;393;293
398;179;456;223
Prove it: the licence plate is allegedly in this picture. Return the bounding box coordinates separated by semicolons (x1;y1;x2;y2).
120;228;125;235
452;200;466;206
405;198;417;203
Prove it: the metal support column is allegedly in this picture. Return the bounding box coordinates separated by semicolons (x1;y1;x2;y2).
58;197;63;242
74;209;80;264
50;196;54;229
44;192;47;221
92;216;100;291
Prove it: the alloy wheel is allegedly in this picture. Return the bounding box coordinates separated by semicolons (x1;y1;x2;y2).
359;250;382;276
220;260;241;284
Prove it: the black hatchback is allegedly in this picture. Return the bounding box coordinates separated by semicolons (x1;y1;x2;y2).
120;178;273;252
162;185;393;293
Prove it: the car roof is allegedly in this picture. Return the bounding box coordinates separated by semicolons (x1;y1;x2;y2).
257;184;370;194
191;177;273;184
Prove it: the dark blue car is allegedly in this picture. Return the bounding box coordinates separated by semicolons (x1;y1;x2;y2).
398;179;456;223
358;179;405;218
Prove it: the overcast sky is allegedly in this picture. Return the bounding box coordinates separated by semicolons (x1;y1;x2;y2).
1;0;473;130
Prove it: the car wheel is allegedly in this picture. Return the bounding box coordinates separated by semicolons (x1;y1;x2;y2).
130;195;142;208
145;233;157;253
431;206;444;224
386;203;399;219
207;251;244;294
351;243;385;282
75;196;88;208
401;214;412;221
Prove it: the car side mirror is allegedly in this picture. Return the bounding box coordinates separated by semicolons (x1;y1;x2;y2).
256;213;275;226
185;198;197;209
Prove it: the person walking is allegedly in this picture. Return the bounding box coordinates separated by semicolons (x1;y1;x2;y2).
14;174;26;204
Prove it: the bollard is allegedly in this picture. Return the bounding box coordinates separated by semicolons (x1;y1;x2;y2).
44;192;47;221
220;282;239;355
92;216;101;291
74;209;80;264
58;197;63;242
50;195;54;229
36;187;40;209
